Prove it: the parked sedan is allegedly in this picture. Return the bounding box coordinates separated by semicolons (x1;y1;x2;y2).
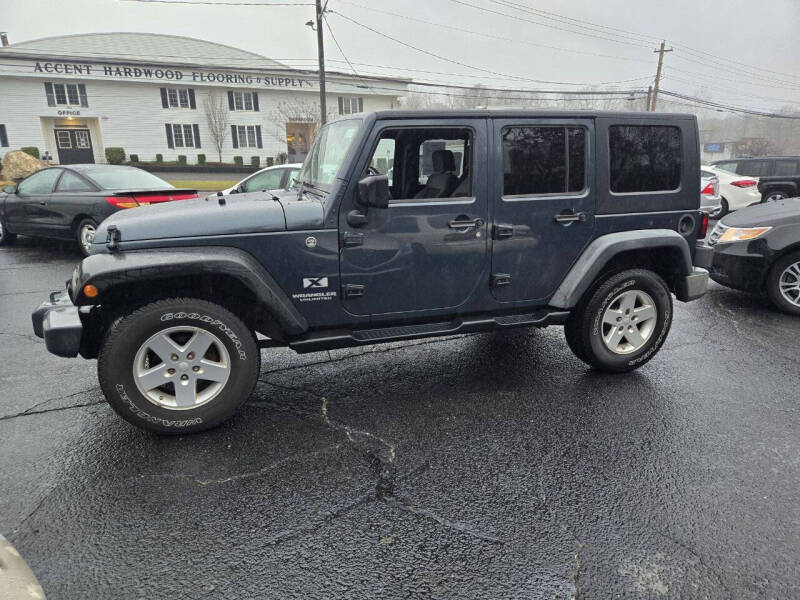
218;163;302;195
703;165;762;218
0;165;197;255
696;197;800;315
700;168;722;216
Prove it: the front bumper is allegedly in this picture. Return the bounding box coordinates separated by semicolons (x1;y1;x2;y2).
32;290;84;358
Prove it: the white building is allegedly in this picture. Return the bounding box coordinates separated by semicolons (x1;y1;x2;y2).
0;32;409;165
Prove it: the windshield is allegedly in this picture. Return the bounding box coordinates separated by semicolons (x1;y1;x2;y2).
296;119;361;192
81;167;174;190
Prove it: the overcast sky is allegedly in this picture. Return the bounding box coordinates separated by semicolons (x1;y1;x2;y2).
4;0;800;111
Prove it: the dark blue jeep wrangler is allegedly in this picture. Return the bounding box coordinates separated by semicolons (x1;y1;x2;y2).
33;110;710;433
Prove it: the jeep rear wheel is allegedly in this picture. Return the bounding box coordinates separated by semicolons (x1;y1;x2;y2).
564;269;673;373
98;298;260;434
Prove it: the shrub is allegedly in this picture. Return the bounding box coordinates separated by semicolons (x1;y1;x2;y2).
105;147;126;164
197;154;206;165
155;153;163;163
233;155;243;166
250;156;260;168
129;154;139;163
21;147;40;159
266;157;274;167
177;155;187;165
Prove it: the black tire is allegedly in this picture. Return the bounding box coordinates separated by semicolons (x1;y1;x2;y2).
0;219;17;246
564;269;673;373
98;298;260;434
766;251;800;316
75;218;97;257
763;190;789;203
713;197;729;219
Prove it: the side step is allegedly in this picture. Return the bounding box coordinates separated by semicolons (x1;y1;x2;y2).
289;310;570;354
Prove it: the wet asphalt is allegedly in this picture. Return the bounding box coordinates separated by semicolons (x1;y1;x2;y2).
0;235;798;599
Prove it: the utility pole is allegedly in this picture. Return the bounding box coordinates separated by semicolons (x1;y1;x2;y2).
645;85;652;113
315;0;327;125
650;40;673;112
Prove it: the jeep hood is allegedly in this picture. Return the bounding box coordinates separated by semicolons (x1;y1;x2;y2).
92;190;324;247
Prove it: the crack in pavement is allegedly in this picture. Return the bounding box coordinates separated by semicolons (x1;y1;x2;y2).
654;528;735;597
0;398;104;422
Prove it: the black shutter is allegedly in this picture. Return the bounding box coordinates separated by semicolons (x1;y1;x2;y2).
165;124;174;149
44;82;56;107
255;125;262;149
188;89;196;109
337;96;343;115
78;84;88;107
252;92;259;112
193;124;201;148
227;91;235;111
0;125;7;148
358;97;363;112
160;87;169;108
231;125;239;149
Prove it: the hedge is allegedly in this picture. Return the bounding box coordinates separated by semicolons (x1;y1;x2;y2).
105;147;126;164
21;147;40;159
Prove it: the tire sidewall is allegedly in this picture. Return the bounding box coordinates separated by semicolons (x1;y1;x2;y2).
76;218;97;257
767;253;800;316
765;191;786;203
99;301;259;433
585;271;672;372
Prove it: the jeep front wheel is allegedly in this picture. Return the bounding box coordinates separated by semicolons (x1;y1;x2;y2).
564;269;672;373
98;298;260;434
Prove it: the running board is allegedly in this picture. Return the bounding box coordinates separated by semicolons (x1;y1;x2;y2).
289;310;570;354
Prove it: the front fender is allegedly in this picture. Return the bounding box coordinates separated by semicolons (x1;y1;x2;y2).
71;246;308;336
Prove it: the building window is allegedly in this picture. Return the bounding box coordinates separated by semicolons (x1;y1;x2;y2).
230;125;262;149
609;125;681;193
338;96;363;115
0;125;7;148
502;126;586;196
160;87;196;109
44;82;88;107
227;91;259;112
165;124;202;149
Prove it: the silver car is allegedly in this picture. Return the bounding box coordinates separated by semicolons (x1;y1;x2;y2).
701;169;722;217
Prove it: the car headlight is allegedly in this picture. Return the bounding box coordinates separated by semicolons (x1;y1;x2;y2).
718;226;772;243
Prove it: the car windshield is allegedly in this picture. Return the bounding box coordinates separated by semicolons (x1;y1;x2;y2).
295;119;362;192
81;167;174;190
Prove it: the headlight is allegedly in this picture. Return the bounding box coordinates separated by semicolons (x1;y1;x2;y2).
718;226;772;243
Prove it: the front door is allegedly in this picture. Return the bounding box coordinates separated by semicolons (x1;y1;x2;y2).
490;118;596;302
339;119;489;317
55;129;94;164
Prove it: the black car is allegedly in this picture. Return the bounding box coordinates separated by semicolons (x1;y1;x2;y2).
32;110;709;434
0;165;197;255
711;156;800;203
697;197;800;315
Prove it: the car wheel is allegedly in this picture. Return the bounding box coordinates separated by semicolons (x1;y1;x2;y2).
764;190;788;203
712;198;729;219
0;219;17;246
98;298;261;434
766;251;800;316
564;269;673;373
76;218;97;256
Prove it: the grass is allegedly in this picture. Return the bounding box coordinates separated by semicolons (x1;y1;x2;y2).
166;179;237;190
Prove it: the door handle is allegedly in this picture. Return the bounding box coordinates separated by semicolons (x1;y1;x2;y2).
448;217;484;230
554;211;586;224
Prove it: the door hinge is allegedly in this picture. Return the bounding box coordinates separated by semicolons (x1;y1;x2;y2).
342;284;365;298
493;224;514;240
491;273;512;287
342;232;364;248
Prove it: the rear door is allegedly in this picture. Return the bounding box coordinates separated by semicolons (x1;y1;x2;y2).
489;118;595;302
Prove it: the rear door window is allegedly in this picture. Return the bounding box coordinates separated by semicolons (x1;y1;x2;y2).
738;160;771;177
56;171;94;192
774;159;799;176
609;125;681;193
502;126;586;196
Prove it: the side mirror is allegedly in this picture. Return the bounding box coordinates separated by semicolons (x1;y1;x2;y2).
358;175;389;209
2;185;17;194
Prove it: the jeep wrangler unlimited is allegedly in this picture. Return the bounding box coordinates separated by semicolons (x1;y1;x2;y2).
32;110;710;433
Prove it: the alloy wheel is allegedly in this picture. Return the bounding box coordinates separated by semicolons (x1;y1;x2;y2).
80;224;96;253
778;261;800;307
133;326;232;410
601;289;657;354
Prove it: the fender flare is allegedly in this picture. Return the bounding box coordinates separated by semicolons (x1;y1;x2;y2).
549;229;693;309
73;246;308;336
762;181;799;197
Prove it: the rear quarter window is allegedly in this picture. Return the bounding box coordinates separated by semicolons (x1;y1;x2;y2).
609;125;681;193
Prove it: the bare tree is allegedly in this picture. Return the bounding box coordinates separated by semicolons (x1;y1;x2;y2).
204;90;230;163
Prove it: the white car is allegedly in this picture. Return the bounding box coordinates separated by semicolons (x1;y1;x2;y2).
703;164;762;218
219;163;302;195
700;168;721;216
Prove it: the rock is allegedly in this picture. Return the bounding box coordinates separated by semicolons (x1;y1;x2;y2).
1;150;46;182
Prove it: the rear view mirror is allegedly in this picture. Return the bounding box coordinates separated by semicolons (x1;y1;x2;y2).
2;185;17;194
358;175;389;209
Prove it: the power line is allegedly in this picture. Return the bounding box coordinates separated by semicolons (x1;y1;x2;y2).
322;14;373;93
121;0;312;5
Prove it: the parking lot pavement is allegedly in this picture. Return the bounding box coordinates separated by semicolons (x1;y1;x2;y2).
1;236;798;599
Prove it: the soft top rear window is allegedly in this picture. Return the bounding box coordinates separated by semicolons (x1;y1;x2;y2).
609;125;681;194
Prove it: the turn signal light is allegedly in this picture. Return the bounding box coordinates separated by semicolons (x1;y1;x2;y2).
730;179;758;188
106;196;138;208
718;226;772;243
83;284;99;298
